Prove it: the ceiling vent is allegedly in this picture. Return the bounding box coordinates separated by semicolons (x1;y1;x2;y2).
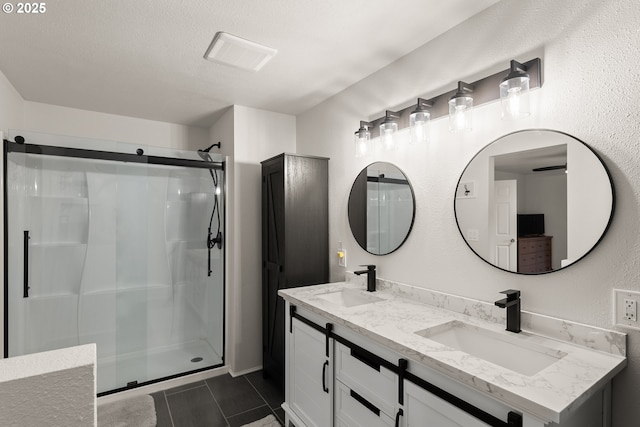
204;32;277;72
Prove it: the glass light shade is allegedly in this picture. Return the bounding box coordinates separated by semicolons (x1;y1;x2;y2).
379;121;398;151
409;110;430;145
448;94;473;132
500;75;530;119
354;129;370;158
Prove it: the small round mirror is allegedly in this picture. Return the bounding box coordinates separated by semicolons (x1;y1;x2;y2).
454;129;614;274
348;162;416;255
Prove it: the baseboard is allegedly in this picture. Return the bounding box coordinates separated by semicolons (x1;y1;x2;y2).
228;365;262;378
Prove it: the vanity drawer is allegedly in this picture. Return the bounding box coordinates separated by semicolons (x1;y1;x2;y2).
335;380;395;427
334;342;397;415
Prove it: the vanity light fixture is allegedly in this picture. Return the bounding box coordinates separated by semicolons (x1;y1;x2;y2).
379;111;400;151
500;60;531;120
448;81;474;132
409;98;432;145
354;121;372;158
352;58;541;156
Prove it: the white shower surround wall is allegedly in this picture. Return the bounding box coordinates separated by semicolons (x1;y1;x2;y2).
296;1;640;425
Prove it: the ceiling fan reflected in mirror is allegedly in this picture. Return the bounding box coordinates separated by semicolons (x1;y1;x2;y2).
532;163;567;172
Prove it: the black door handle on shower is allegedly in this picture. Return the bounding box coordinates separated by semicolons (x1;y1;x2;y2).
322;360;329;393
23;230;30;298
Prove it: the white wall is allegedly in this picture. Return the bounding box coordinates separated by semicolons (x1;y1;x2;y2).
0;69;24;134
296;1;640;425
217;105;296;374
22;101;209;150
523;173;567;268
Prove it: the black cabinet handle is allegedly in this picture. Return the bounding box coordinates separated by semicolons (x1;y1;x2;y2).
322;360;329;393
395;408;404;427
351;347;381;372
23;230;30;298
349;390;380;416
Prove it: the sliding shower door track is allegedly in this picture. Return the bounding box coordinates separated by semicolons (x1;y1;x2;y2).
4;139;224;171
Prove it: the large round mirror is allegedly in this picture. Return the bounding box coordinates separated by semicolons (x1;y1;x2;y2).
455;129;614;274
348;162;416;255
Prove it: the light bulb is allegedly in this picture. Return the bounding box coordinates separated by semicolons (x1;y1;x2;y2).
409;109;430;145
380;122;398;151
500;66;530;120
454;106;467;130
448;84;473;132
354;128;370;158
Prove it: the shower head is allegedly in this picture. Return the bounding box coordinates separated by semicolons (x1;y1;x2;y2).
197;142;221;159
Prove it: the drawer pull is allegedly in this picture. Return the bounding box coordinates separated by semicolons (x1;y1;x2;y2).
349;389;380;416
322;360;329;393
350;347;381;372
395;408;404;427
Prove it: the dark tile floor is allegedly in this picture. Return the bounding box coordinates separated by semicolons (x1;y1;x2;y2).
151;371;285;427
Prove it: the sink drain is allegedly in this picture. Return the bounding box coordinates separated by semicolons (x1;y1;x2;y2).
191;357;203;363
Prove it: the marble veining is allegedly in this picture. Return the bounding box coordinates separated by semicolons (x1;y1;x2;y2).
347;273;626;357
280;277;626;424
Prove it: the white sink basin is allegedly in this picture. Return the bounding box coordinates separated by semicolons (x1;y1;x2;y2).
415;320;566;376
316;289;383;307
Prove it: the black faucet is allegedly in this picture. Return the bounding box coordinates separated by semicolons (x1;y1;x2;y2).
354;265;376;292
494;289;521;333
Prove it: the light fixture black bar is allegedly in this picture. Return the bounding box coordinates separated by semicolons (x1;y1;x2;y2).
5;140;224;171
416;98;433;109
360;57;541;137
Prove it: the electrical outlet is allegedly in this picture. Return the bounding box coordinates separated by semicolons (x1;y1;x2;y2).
614;289;640;330
337;242;347;268
624;299;637;321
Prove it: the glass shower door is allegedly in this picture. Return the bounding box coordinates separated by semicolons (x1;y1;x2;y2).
6;153;89;357
6;139;225;394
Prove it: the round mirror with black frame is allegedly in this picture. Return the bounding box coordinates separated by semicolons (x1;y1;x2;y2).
348;162;416;255
454;129;614;274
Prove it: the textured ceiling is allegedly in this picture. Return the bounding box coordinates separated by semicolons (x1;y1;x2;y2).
0;0;499;128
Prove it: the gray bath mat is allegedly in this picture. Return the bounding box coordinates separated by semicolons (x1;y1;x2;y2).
98;394;157;427
241;414;281;427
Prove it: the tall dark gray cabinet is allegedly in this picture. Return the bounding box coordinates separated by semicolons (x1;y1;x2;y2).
261;153;329;389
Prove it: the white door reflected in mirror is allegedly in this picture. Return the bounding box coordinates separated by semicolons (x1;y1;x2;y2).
455;129;614;275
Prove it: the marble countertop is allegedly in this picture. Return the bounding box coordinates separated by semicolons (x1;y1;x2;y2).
279;281;626;424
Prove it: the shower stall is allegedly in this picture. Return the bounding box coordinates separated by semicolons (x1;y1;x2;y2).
3;131;225;395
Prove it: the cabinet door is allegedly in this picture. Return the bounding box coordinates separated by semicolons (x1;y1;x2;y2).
404;381;491;427
289;318;331;427
262;159;286;387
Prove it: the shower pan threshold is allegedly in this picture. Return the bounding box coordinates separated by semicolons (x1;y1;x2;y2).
96;339;223;395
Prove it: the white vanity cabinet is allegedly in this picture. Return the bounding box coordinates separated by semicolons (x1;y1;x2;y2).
282;301;613;427
285;313;332;427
